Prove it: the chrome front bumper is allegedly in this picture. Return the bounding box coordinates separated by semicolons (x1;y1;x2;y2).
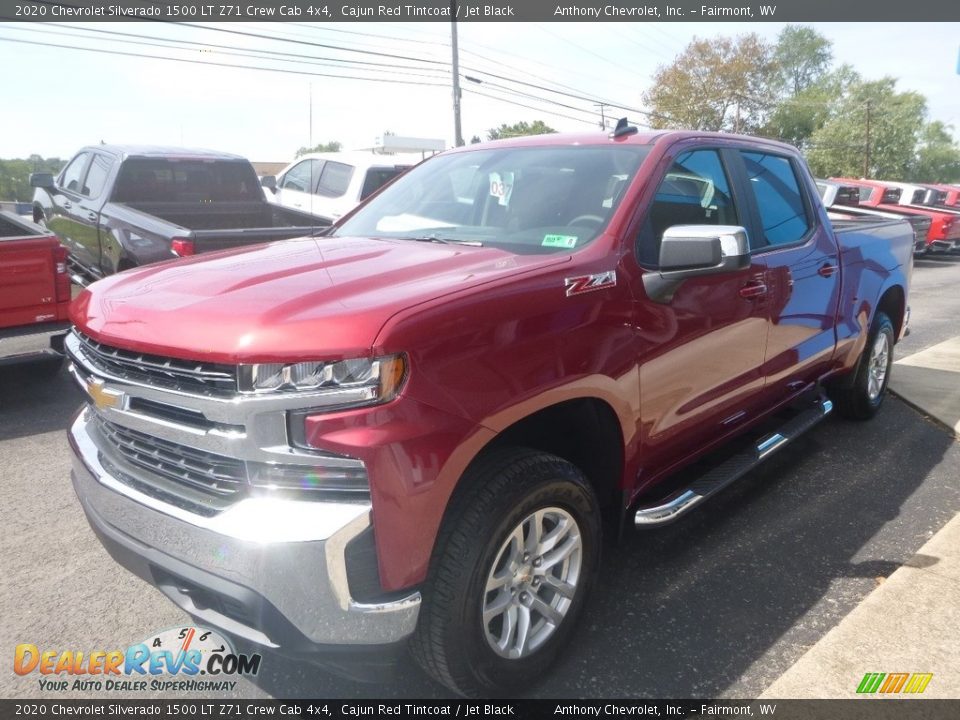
69;405;420;649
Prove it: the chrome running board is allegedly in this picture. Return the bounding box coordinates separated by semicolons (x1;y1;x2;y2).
634;394;833;527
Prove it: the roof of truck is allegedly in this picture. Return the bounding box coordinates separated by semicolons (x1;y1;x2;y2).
82;144;248;162
453;129;801;154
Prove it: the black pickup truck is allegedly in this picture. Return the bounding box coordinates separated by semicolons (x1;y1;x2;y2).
31;145;328;283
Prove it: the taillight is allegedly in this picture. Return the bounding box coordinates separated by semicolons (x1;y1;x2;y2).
53;245;71;303
171;238;195;257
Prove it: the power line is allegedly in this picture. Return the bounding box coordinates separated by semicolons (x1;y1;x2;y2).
0;35;449;88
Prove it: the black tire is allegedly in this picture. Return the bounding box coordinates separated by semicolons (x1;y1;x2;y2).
410;447;601;697
829;311;895;420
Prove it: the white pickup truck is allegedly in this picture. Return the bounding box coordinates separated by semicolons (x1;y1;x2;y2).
263;152;421;224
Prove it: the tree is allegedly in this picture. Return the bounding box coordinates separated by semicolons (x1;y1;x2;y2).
0;156;65;202
765;64;860;148
774;25;833;96
642;34;779;133
469;135;482;144
908;121;960;182
486;120;556;140
806;78;926;179
295;140;342;157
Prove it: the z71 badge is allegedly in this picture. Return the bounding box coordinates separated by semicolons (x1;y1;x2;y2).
565;271;617;297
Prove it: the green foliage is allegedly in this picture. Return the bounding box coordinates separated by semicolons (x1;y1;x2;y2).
643;34;778;132
295;140;343;157
765;65;860;147
0;155;65;202
774;25;833;95
806;78;927;179
907;121;960;183
486;120;557;140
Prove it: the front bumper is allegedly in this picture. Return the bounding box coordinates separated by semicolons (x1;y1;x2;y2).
69;408;421;652
0;320;68;364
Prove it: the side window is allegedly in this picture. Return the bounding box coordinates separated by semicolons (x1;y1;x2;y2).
83;154;114;197
741;152;810;248
316;162;354;198
637;149;738;267
280;160;318;192
360;167;407;201
60;153;91;194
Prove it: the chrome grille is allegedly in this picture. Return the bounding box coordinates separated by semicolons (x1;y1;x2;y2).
94;415;246;498
73;331;237;396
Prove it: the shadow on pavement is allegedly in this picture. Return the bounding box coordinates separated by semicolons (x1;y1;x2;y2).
0;361;82;441
241;397;959;699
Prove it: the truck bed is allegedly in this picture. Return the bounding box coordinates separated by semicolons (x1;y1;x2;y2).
119;200;328;232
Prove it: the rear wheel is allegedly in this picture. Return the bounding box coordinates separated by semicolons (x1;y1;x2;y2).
411;448;601;697
829;311;895;420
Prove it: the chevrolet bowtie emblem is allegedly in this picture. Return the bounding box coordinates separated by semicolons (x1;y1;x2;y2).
86;378;124;411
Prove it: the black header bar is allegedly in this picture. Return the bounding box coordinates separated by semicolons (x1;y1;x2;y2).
1;0;959;22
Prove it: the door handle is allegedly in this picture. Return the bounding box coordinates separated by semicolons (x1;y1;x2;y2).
86;212;97;222
738;281;768;299
818;263;839;278
62;201;72;209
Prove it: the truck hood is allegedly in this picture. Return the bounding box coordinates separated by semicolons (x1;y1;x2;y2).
72;236;568;362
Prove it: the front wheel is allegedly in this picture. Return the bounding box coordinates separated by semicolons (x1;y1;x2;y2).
829;311;895;420
410;448;601;697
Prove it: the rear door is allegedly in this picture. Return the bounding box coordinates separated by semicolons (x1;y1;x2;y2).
634;146;770;474
737;149;841;399
312;160;356;222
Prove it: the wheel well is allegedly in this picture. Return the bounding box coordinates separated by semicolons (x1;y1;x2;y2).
877;285;905;340
483;398;624;511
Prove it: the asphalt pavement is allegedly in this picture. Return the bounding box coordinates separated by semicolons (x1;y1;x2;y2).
1;256;958;700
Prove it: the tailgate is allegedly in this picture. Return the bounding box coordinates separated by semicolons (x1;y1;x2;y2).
0;235;60;329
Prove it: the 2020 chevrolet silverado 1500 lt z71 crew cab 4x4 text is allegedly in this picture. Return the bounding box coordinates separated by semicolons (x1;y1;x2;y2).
31;145;328;284
0;211;71;371
66;128;913;696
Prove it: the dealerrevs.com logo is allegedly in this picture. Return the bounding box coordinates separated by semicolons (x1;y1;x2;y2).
14;626;261;693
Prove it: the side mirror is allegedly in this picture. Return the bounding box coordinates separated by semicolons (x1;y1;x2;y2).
643;225;751;303
260;175;277;193
30;172;55;190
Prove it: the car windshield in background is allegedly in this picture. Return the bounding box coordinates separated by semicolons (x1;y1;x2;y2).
112;159;262;203
332;145;650;254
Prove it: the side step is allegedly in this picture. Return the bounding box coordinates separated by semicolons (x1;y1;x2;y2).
634;394;833;528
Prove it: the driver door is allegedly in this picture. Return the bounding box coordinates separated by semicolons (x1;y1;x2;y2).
633;146;770;477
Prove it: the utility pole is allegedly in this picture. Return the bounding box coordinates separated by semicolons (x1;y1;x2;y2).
593;102;608;130
450;3;464;147
863;100;872;178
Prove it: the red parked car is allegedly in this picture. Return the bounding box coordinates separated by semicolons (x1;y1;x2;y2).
0;211;71;371
67;128;913;695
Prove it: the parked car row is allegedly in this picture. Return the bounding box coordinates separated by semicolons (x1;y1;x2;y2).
818;177;960;254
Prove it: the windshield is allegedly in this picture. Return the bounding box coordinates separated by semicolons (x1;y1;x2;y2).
332;144;650;254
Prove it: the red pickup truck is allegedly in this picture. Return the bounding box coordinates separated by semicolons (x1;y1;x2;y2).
0;211;71;370
66;128;913;696
833;177;960;253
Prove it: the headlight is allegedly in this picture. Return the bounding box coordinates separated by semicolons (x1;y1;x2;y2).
238;354;406;408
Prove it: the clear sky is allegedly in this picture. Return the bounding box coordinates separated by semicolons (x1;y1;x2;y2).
0;21;957;162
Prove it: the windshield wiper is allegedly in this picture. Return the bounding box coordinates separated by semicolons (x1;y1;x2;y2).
406;235;483;247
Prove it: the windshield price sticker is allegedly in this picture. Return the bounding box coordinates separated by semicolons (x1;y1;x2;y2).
489;172;515;207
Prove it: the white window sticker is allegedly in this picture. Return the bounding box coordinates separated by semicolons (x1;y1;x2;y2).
489;171;514;207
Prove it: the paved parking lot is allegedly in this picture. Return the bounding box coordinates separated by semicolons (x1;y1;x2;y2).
2;255;959;699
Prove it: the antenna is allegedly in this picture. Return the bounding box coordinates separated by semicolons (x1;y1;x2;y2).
611;117;638;139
